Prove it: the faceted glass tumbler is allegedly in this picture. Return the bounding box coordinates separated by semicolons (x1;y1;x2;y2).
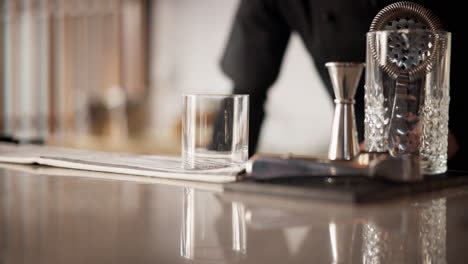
365;30;451;174
182;94;249;169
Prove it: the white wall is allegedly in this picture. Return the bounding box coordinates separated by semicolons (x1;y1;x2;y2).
150;0;333;156
258;36;333;155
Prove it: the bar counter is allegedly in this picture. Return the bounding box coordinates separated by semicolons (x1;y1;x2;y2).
1;164;468;263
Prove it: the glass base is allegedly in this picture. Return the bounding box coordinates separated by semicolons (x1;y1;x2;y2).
183;149;247;170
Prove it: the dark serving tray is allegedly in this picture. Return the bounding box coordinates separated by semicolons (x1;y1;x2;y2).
225;171;468;203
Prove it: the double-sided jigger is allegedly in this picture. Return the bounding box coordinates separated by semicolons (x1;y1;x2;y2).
326;62;365;161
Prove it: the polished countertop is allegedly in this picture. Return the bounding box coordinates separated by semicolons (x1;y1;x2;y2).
1;164;468;263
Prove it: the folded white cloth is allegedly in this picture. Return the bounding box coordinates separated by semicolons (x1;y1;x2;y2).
0;143;242;183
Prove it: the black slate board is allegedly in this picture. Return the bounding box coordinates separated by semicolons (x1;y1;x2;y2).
225;171;468;203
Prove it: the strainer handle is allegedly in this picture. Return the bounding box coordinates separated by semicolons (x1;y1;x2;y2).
388;73;421;155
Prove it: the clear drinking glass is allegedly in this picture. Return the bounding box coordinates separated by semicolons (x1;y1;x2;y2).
365;30;451;174
182;94;249;169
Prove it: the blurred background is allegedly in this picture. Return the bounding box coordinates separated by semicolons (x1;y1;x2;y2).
1;0;333;157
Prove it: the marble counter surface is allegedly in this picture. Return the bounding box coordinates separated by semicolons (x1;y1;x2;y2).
1;165;467;263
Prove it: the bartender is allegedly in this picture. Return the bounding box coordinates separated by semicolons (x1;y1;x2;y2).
220;0;466;169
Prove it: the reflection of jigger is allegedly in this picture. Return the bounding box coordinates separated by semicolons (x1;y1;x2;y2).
328;221;358;264
180;188;247;262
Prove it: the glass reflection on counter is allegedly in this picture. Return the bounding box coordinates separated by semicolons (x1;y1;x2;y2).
362;221;391;263
180;188;247;262
418;198;447;264
231;202;247;255
361;198;447;264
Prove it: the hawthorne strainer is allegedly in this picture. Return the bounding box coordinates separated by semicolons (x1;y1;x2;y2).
368;1;445;155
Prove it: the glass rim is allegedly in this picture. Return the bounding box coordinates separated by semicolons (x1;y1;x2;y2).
182;93;249;99
367;29;451;35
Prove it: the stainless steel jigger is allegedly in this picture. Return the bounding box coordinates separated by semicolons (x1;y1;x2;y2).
326;62;365;160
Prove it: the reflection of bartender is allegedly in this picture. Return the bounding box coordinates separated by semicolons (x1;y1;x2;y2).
221;0;465;169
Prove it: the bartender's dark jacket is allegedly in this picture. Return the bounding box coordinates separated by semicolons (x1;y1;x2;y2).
221;0;467;170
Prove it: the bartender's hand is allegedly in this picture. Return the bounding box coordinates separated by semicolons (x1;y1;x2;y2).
359;130;459;159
